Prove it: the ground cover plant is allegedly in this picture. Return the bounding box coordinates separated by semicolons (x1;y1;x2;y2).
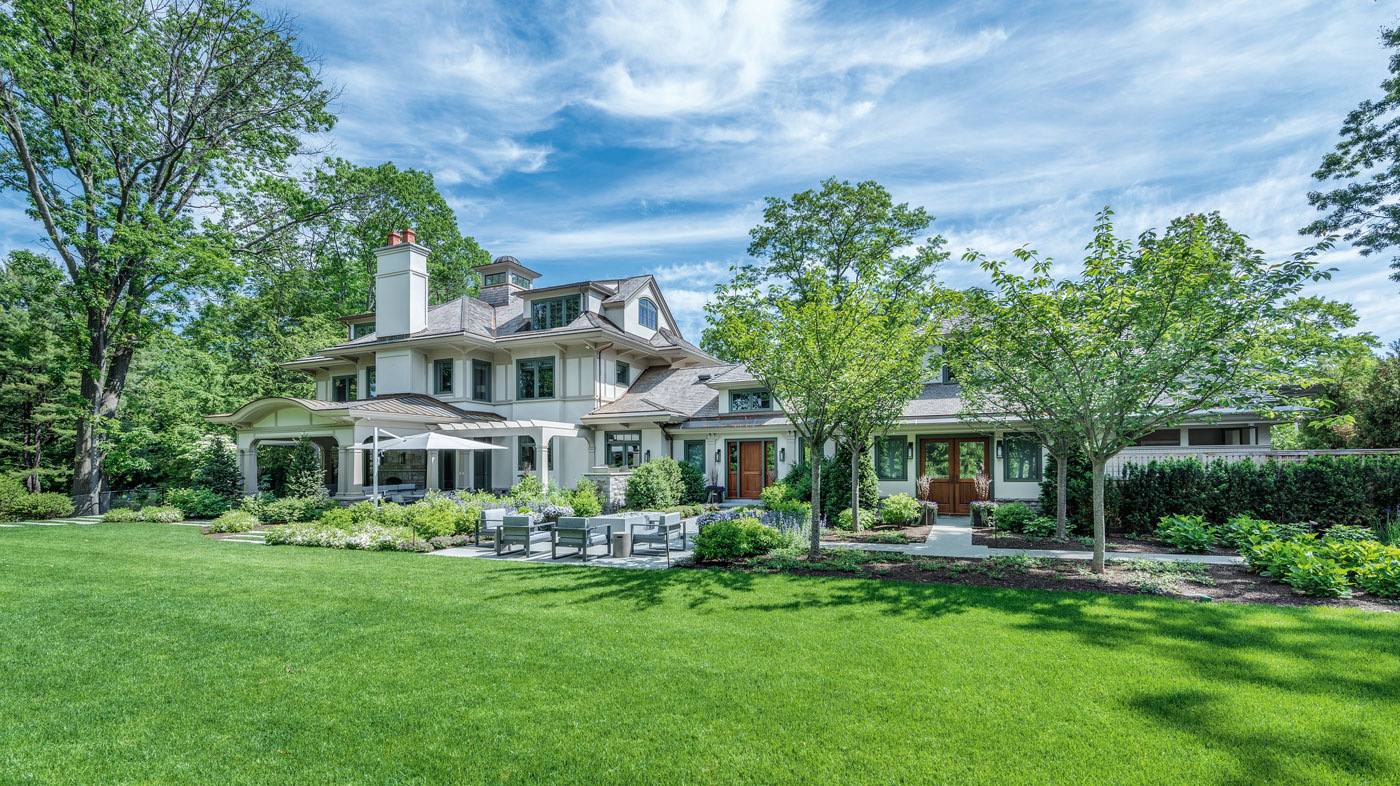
4;522;1398;784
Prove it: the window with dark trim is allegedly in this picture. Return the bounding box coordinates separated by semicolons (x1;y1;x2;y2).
352;322;375;339
434;358;454;395
332;374;357;402
531;295;580;330
683;440;706;474
729;389;771;412
516;357;555;399
472;359;491;402
1004;436;1042;482
606;431;642;468
365;366;376;398
638;297;658;329
518;436;536;473
874;437;907;481
483;272;506;286
941;364;956;384
616;361;630;385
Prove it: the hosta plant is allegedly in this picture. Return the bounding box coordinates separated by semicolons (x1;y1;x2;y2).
1155;515;1215;553
1357;558;1400;597
1315;539;1389;578
1217;515;1273;548
1284;557;1353;598
1244;536;1316;577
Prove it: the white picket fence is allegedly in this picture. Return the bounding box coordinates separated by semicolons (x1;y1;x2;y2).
1104;447;1400;478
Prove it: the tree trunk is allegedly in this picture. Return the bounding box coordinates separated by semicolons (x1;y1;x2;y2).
809;452;823;561
849;442;860;532
1055;453;1067;539
69;318;133;515
1091;458;1106;574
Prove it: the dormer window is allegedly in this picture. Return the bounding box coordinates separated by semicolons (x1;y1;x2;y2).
730;389;771;412
531;295;580;330
942;365;956;384
638;297;658;330
483;272;506;287
352;322;375;340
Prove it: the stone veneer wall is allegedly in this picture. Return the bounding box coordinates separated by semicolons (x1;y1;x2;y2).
582;469;632;511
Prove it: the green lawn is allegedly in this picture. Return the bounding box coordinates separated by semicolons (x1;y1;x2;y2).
2;524;1398;785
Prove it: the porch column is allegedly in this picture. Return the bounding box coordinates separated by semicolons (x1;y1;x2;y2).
427;449;441;491
239;448;259;495
348;446;365;497
537;430;550;491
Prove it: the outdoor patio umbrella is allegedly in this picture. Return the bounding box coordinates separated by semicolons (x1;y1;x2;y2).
349;430;505;501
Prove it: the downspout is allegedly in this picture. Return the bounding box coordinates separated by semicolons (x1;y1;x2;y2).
659;422;675;460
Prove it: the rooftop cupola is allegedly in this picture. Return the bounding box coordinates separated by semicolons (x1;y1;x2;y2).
476;255;541;306
374;228;429;336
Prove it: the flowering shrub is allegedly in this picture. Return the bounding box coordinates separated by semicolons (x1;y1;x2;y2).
428;534;471;550
265;522;408;550
396;539;433;553
969;500;998;528
206;510;258;533
102;507;144;523
138;506;184;524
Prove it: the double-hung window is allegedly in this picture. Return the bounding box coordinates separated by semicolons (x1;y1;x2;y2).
874;437;908;481
331;374;357;402
433;358;454;395
531;295;580;330
683;440;706;474
352;322;375;339
472;359;491;402
1003;436;1042;482
365;366;376;398
616;361;630;385
516;357;555;399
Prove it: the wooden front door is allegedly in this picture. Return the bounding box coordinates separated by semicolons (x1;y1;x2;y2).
739;441;764;498
726;439;777;499
918;437;990;515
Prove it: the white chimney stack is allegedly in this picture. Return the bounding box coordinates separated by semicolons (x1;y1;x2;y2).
374;228;428;336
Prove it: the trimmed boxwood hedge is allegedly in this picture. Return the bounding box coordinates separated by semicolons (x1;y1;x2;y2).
1041;454;1400;534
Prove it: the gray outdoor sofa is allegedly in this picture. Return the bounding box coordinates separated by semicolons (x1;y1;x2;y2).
631;511;686;566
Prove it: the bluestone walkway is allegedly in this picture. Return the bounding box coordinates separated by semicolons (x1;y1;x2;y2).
826;516;1244;565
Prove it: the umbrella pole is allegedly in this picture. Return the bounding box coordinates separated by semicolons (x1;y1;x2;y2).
373;426;381;506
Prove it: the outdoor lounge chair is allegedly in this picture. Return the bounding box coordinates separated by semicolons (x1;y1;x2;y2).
475;508;507;546
631;511;685;566
551;517;613;561
496;515;551;557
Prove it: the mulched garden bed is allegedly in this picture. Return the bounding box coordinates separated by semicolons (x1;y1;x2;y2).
972;526;1238;556
685;550;1398;612
820;523;931;545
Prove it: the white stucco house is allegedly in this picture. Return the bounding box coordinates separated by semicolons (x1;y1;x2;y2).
206;230;1280;514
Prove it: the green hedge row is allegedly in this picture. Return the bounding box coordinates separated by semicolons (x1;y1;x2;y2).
1040;454;1400;534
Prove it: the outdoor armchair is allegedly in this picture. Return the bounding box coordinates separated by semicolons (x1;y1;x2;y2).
496;515;551;557
551;517;612;561
631;512;685;566
475;507;508;546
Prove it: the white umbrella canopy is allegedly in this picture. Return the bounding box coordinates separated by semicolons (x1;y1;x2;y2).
350;432;505;452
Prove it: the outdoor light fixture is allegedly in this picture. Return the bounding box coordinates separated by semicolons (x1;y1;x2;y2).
906;442;914;461
779;447;786;462
715;448;722;464
644;449;651;462
995;440;1004;460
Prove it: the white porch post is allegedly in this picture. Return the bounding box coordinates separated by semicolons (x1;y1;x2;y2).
538;430;550;491
336;447;353;497
348;445;365;497
427;449;441;491
239;448;259;495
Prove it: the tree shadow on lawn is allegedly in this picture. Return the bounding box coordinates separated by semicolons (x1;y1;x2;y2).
1013;594;1400;783
484;562;975;620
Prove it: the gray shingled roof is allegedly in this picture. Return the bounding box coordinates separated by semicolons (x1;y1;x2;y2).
588;366;971;424
601;275;650;305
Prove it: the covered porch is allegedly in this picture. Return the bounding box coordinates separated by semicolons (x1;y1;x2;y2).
434;419;594;491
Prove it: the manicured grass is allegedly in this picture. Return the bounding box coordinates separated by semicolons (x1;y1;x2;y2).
2;524;1399;785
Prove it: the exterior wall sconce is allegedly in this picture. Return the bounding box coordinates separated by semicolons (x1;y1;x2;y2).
779;447;786;462
906;441;914;461
995;440;1003;460
715;448;722;464
644;449;651;462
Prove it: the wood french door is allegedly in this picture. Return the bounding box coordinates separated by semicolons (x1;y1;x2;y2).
726;440;777;499
918;437;990;515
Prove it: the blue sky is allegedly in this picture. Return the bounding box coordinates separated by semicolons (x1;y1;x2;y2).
4;0;1397;344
